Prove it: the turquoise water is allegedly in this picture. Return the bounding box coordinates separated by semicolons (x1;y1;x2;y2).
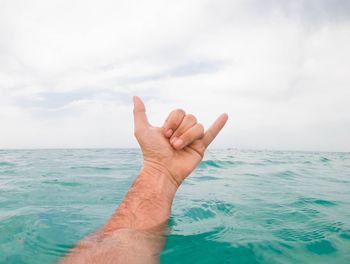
1;149;350;263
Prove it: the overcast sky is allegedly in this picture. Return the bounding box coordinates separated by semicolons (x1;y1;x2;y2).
0;0;349;151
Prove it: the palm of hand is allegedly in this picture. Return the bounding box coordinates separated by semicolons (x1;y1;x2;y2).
136;126;204;185
133;96;228;186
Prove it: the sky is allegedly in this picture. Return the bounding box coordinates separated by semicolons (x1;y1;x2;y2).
0;0;349;151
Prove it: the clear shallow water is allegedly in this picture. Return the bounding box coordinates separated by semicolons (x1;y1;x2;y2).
1;149;350;263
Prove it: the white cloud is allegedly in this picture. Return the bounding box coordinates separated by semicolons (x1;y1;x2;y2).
0;0;349;151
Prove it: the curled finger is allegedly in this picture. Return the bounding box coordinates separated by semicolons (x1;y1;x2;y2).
170;114;197;143
162;109;186;138
172;123;205;150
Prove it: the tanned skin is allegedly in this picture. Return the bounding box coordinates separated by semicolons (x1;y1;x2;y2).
60;96;228;263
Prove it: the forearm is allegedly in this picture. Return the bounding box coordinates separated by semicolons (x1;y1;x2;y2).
60;162;178;264
102;162;178;233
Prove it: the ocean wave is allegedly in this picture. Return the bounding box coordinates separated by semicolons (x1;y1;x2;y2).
195;175;219;181
42;180;82;187
198;159;245;168
2;149;350;263
70;165;113;171
291;197;337;207
273;170;299;177
320;157;331;162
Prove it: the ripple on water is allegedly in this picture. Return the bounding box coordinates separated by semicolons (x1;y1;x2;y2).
198;160;221;168
273;170;299;178
195;175;219;181
320;157;331;162
0;161;16;167
24;234;73;257
181;201;235;222
339;231;350;240
198;159;245;169
70;165;113;171
184;207;216;221
275;220;344;242
291;197;338;207
310;199;337;207
42;180;82;187
0;214;72;263
306;239;337;255
162;231;261;264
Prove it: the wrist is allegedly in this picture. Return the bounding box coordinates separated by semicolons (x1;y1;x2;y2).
140;160;179;199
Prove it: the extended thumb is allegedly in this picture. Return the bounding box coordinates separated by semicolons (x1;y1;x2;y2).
133;96;149;130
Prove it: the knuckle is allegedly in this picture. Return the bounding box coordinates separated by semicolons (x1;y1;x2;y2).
172;108;185;117
175;108;186;115
198;142;206;153
133;130;139;138
179;135;188;144
206;130;214;140
167;109;186;128
134;128;143;139
197;123;205;135
185;114;197;123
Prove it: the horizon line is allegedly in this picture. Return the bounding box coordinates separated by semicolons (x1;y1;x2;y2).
0;147;349;154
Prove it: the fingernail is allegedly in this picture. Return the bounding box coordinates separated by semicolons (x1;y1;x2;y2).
165;129;173;138
173;138;183;148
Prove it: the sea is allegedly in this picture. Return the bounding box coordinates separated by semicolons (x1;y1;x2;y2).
0;149;350;263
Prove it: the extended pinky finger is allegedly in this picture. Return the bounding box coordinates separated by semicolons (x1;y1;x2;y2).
172;123;204;150
202;113;228;148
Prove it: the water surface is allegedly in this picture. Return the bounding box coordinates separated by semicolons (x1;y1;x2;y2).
0;149;350;263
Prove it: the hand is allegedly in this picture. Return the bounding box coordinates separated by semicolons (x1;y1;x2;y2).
60;97;227;263
133;96;228;186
